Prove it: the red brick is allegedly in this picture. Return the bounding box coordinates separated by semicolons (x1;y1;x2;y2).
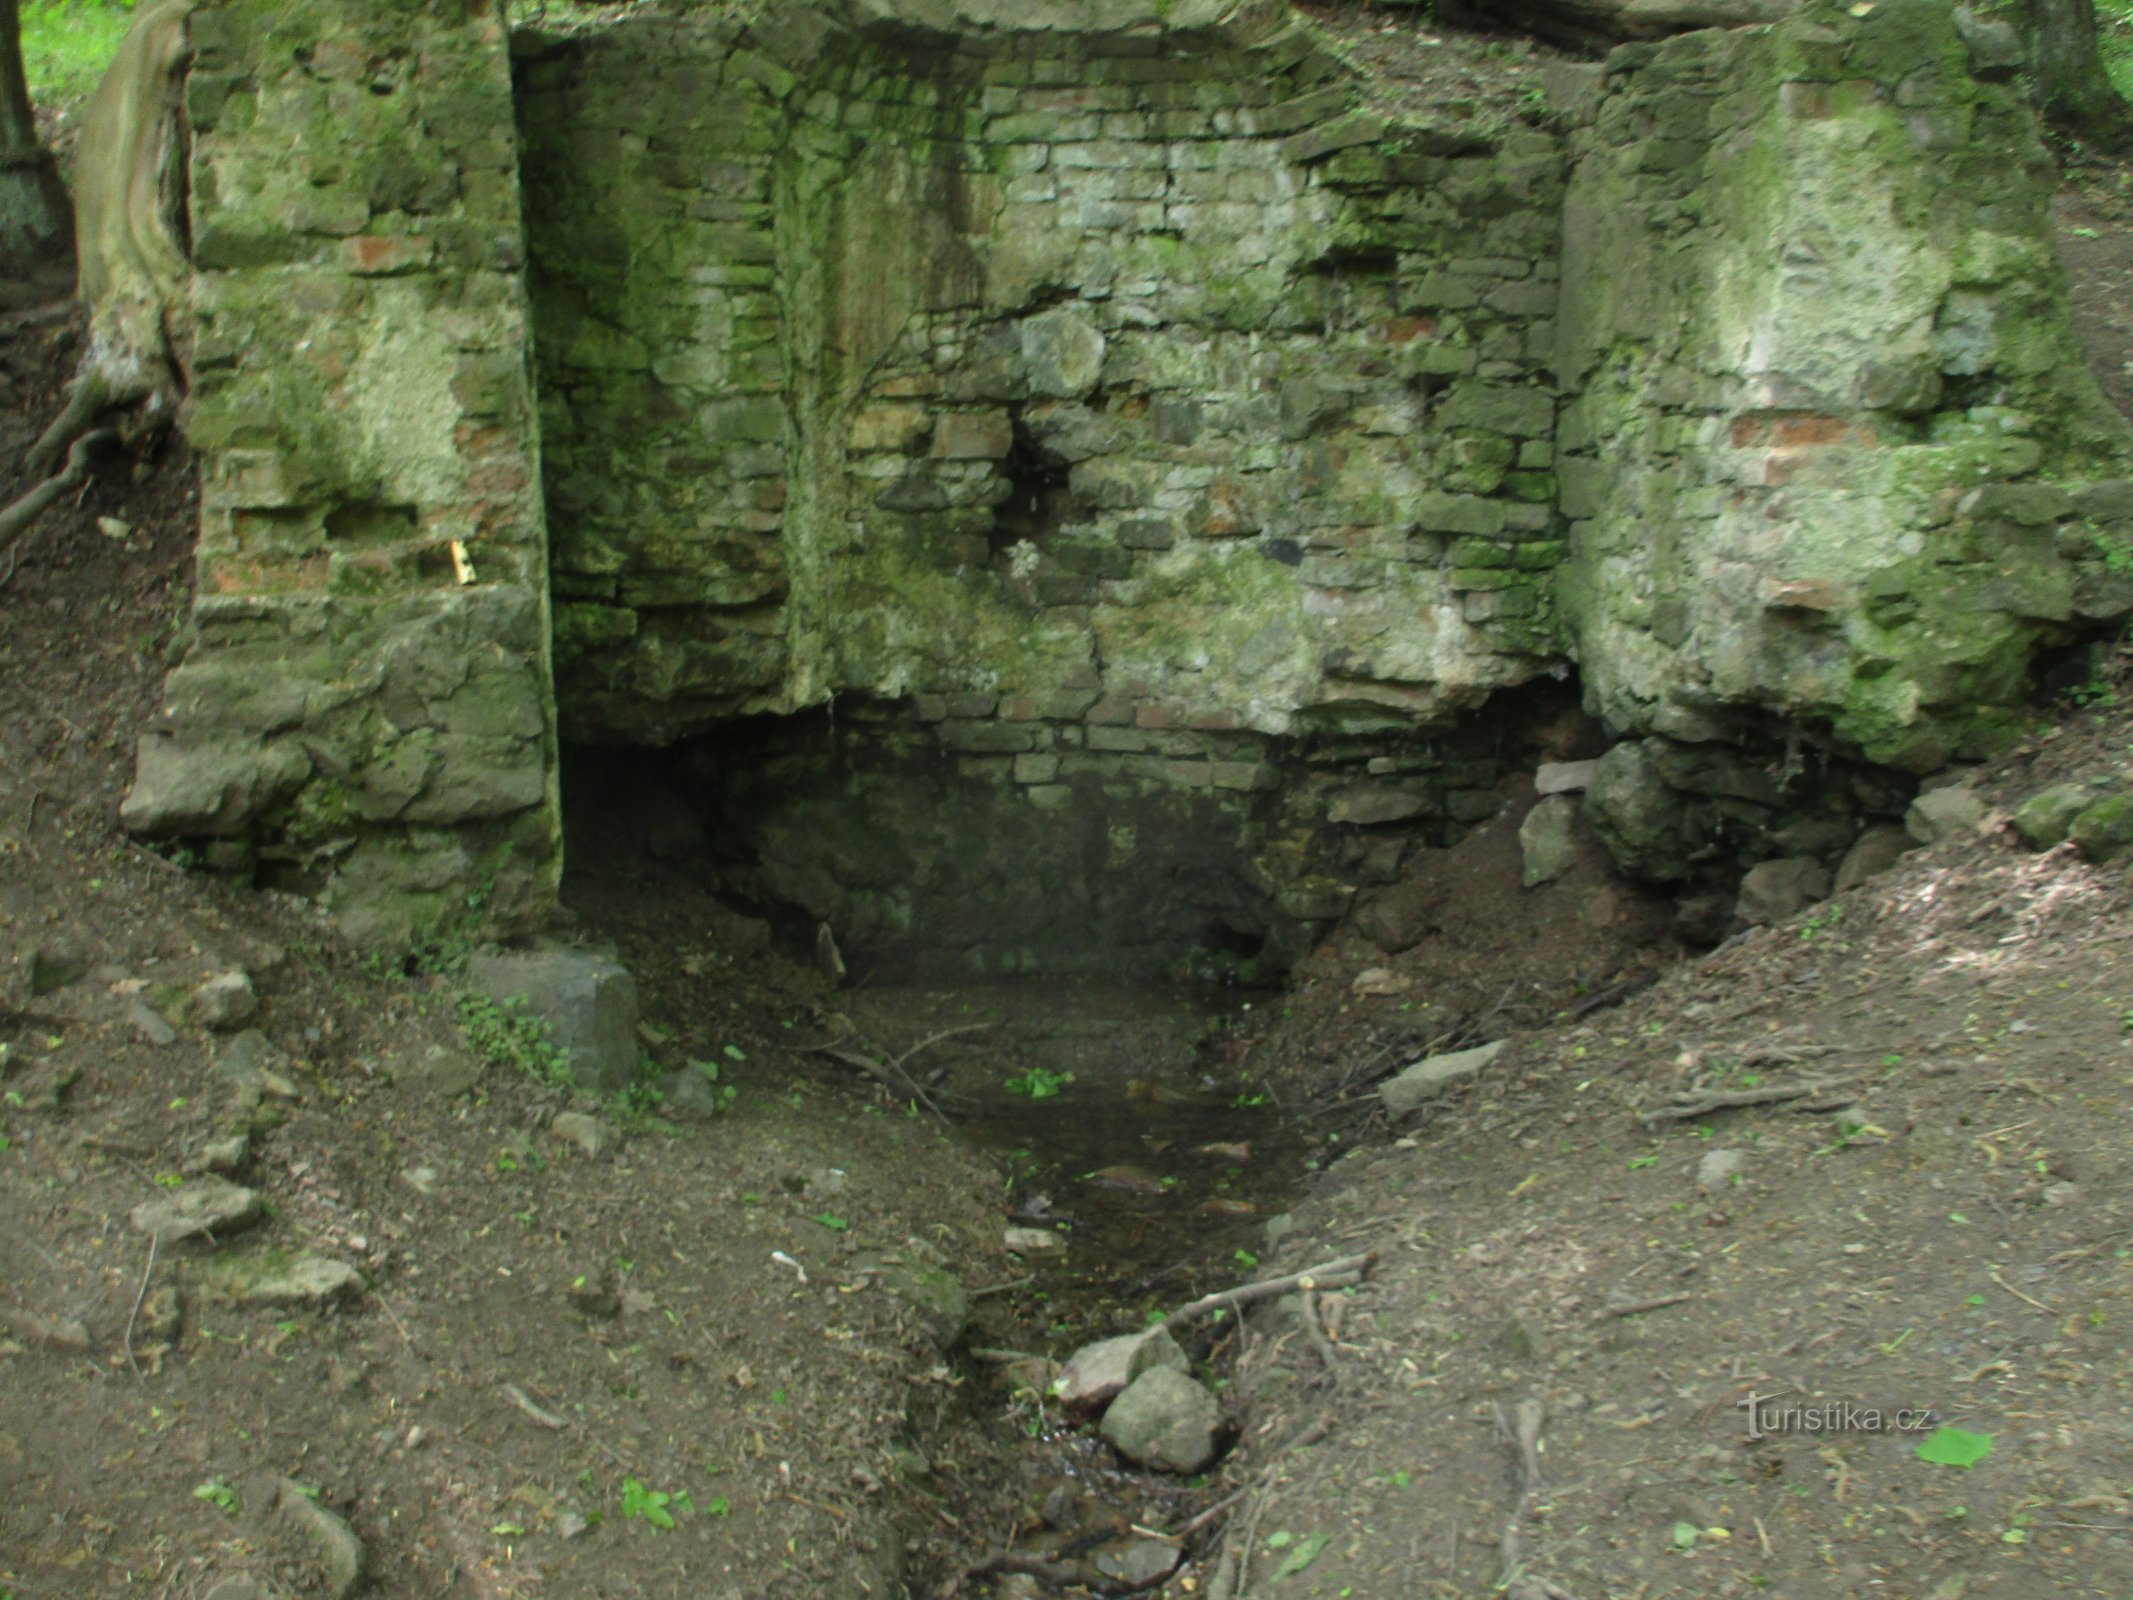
1730;412;1876;449
341;234;434;276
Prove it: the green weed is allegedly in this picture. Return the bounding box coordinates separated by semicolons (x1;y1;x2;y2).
457;992;571;1087
192;1478;238;1516
618;1477;693;1530
1004;1067;1073;1100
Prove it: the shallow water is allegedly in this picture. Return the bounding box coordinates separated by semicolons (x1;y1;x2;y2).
847;977;1319;1328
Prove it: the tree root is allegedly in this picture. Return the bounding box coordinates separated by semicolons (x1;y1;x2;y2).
1637;1078;1851;1125
0;428;117;582
22;367;111;481
4;0;195;582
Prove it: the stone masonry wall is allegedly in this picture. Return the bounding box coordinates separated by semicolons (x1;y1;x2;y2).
122;0;560;949
123;0;2133;959
516;0;1573;962
1555;1;2133;782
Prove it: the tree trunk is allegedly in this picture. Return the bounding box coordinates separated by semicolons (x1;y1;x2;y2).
0;0;73;282
2026;0;2133;151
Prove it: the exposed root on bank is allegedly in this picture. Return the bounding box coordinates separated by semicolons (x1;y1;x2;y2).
0;427;116;583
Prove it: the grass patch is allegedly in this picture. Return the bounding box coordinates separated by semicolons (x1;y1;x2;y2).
2104;0;2133;102
20;0;137;109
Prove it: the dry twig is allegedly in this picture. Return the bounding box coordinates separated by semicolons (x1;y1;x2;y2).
123;1232;157;1381
1160;1253;1375;1335
1639;1079;1850;1124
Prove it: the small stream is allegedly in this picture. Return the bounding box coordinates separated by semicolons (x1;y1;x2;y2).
845;978;1323;1332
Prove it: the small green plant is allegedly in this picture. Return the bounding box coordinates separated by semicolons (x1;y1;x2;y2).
686;1059;741;1114
619;1477;693;1529
1915;1426;1994;1469
457;992;572;1087
1798;903;1844;941
1004;1067;1073;1100
192;1478;239;1516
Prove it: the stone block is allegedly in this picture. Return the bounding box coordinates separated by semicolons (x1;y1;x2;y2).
1519;795;1577;887
1099;1368;1224;1474
936;720;1035;755
931;410;1014;459
1055;1327;1190;1415
1535;759;1598;796
2012;782;2095;851
1328;783;1430;825
1020;310;1106;399
1733;857;1832;927
465;946;639;1093
1833;823;1914;889
1905;785;1986;845
2071;795;2133;863
1381;1040;1505;1115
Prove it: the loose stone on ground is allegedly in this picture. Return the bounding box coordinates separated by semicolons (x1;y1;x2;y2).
1099;1367;1225;1474
131;1179;264;1243
1380;1040;1506;1115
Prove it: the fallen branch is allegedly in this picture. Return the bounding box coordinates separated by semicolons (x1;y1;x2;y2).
1639;1079;1849;1125
807;1042;954;1129
1563;974;1659;1020
1299;1290;1341;1392
123;1231;158;1381
501;1382;566;1430
1605;1291;1691;1318
1160;1253;1376;1336
891;1022;994;1074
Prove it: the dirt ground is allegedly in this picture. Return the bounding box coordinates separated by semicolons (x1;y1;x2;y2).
6;6;2133;1600
0;309;1014;1599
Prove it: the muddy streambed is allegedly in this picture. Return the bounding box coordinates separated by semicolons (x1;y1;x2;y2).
840;978;1328;1335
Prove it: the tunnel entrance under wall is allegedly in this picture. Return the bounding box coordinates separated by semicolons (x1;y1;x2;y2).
555;681;1612;984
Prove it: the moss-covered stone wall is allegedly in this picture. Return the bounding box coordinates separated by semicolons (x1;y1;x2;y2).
517;1;1571;752
126;0;2133;958
122;0;560;949
512;0;1579;964
1555;0;2133;777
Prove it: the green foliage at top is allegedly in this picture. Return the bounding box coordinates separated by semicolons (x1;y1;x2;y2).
20;0;136;108
2103;0;2133;100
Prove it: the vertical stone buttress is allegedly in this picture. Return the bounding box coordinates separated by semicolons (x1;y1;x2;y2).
126;0;561;948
